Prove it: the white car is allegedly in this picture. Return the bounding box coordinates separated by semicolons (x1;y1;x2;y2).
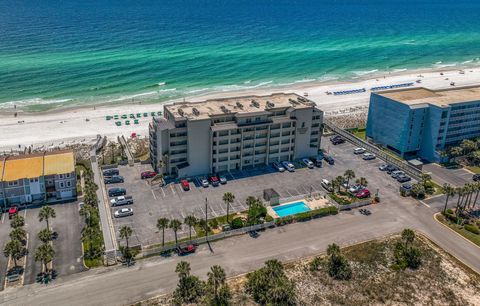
362;153;376;160
201;178;209;187
302;158;314;169
273;162;285;172
114;207;133;218
281;161;295;172
354;147;366;154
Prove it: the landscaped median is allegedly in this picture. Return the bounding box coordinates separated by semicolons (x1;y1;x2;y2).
435;212;480;247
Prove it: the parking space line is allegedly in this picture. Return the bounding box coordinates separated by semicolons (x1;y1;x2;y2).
170;184;176;196
151;190;157;200
1;212;5;223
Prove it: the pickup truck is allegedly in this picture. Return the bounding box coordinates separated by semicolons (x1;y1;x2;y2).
110;195;134;207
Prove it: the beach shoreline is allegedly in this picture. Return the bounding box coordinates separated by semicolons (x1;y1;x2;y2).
1;66;480;152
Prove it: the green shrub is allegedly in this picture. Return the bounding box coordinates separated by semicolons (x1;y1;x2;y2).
446;209;453;214
231;218;244;229
208;218;219;229
265;215;274;222
274;206;338;226
464;224;480;235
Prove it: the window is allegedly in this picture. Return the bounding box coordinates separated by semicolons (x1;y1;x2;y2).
59;182;65;188
67;181;71;187
59;174;64;179
66;173;70;178
302;122;305;128
246;118;252;124
8;181;18;187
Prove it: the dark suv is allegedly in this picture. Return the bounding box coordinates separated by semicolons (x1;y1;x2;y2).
103;168;119;176
473;174;480;182
104;175;124;184
108;187;126;197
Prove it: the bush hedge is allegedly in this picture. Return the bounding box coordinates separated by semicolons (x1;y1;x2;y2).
231;218;244;229
275;206;338;226
464;224;480;235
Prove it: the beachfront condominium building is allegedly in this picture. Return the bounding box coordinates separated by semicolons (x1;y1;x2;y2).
366;85;480;162
149;93;323;177
0;150;77;207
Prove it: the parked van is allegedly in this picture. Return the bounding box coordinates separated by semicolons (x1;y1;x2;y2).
321;179;333;192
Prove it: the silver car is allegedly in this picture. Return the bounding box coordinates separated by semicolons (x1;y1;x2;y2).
362;153;376;160
354;147;366;154
114;207;133;218
273;162;285;172
201;178;209;187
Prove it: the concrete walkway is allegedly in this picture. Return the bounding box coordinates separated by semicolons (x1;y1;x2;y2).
89;148;117;264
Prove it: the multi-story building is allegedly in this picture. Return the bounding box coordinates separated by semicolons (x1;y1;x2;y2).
366;85;480;162
0;150;77;207
149;93;323;177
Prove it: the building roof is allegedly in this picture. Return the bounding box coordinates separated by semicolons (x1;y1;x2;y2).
165;93;315;120
376;85;480;107
44;151;75;176
0;150;75;182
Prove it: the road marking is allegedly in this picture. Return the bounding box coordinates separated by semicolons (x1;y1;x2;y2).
160;187;166;198
170;184;176;196
151;190;157;200
1;212;5;223
419;200;430;208
23;208;27;219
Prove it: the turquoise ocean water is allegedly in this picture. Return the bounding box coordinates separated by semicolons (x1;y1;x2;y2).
1;0;480;111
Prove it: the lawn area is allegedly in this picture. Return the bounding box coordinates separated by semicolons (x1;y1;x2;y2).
351;128;366;140
435;214;480;247
466;165;480;174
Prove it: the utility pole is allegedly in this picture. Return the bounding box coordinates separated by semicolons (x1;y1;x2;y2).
205;197;208;241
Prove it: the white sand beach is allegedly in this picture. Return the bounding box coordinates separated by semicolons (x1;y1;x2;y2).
1;67;480;152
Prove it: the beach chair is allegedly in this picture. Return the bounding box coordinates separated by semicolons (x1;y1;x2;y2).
151;112;156;116
106;116;112;120
157;111;162;116
143;112;148;117
115;121;122;126
134;119;139;124
125;120;130;125
130;114;135;119
121;114;127;119
114;115;119;120
136;113;141;118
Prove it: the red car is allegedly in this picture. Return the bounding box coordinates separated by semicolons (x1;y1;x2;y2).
356;189;371;199
141;171;157;179
209;175;219;186
176;244;197;256
180;179;190;191
9;206;18;219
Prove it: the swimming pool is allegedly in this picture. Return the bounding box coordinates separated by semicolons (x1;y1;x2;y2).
273;201;311;217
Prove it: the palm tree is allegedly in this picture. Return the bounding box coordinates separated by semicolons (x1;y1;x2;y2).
334;176;344;193
119;226;133;249
460;139;476;155
35;243;55;273
156;218;169;247
37;228;53;244
10;214;25;229
184;215;197;241
356;177;368;188
9;227;27;244
420;173;432;189
169;219;182;246
442;184;456;213
4;239;24;267
81;226;100;258
208;265;226;301
449;146;463;161
38;205;56;230
471;182;480;210
344;170;355;189
222;192;235;223
175;261;191;279
454;187;465;217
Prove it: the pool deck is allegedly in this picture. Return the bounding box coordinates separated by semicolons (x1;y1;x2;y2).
267;194;331;218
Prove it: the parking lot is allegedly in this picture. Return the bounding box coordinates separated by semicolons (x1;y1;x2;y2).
423;163;473;187
0;201;85;289
106;136;412;248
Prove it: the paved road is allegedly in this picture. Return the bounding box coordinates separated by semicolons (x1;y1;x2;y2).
423;163;472;187
1;194;479;306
